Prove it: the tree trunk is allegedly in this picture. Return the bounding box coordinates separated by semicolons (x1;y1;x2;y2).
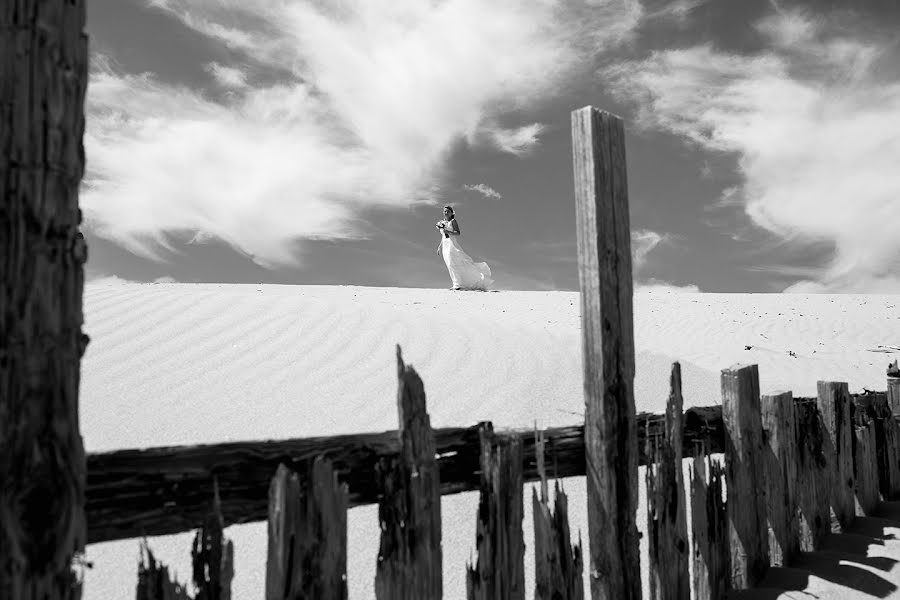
0;1;90;598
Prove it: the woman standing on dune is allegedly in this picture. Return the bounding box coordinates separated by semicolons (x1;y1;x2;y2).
436;205;493;291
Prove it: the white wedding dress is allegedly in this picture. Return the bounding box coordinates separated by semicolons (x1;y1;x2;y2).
439;223;493;291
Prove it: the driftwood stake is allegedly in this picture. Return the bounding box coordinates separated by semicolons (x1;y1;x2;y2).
136;542;192;600
759;391;800;566
192;481;234;600
854;420;880;516
572;105;640;600
532;430;583;600
645;363;690;600
466;424;526;600
374;346;442;600
721;364;768;589
817;381;855;531
0;0;90;598
689;452;728;600
795;399;829;551
265;458;348;600
888;361;900;415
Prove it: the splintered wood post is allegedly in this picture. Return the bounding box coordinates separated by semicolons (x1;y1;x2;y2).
759;391;800;567
721;364;769;589
645;363;690;600
374;346;442;600
265;459;348;600
532;430;584;600
689;452;728;600
817;381;854;530
192;480;234;600
885;416;900;501
0;0;90;598
137;541;193;600
888;361;900;416
466;424;526;600
853;419;880;516
794;399;830;551
572;105;640;600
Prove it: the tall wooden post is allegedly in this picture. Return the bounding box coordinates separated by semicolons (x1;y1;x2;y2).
572;106;640;600
1;2;90;599
888;361;900;416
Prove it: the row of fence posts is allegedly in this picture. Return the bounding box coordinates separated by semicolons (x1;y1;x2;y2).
137;350;900;600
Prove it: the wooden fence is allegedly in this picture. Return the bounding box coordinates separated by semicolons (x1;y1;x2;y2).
128;351;900;600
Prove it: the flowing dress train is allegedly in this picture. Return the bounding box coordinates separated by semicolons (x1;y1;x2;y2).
440;233;493;291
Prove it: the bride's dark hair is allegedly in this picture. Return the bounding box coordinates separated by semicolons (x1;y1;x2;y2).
444;205;455;218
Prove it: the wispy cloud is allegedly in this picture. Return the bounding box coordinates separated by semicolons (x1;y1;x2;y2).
463;183;502;200
607;8;900;292
84;0;643;266
204;62;248;89
631;228;668;270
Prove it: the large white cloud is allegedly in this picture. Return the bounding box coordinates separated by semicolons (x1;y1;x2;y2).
83;0;642;265
606;9;900;292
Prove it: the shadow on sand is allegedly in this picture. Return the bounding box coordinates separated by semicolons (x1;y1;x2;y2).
728;503;900;599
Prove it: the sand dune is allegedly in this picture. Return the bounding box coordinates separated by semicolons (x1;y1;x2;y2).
79;282;900;599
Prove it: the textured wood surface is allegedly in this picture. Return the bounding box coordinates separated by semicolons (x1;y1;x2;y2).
689;453;728;600
191;482;233;600
645;363;690;600
854;420;880;516
0;0;90;598
722;364;769;589
760;390;800;567
264;459;347;600
466;426;525;600
572;105;640;600
374;347;442;599
817;381;855;530
136;542;192;600
795;398;830;551
532;431;583;600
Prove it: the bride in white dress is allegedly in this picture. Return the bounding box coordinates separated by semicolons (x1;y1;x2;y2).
435;205;493;291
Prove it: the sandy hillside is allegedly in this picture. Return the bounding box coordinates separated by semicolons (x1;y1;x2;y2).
79;282;900;599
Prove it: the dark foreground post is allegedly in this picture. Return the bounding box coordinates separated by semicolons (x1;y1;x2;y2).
0;1;90;598
572;106;640;600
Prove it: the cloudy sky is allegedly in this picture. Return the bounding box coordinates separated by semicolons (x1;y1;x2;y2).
83;0;900;292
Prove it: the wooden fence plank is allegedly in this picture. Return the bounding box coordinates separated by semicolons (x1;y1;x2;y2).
265;459;347;600
136;541;192;600
0;0;90;597
689;452;728;600
532;431;583;600
885;417;900;501
645;363;690;600
722;364;769;589
888;361;900;415
466;424;526;600
794;399;830;551
760;390;800;567
817;381;855;530
854;420;880;516
374;347;442;600
572;105;640;600
192;481;234;600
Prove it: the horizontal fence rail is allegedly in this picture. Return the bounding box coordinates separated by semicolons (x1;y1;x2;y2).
86;394;884;544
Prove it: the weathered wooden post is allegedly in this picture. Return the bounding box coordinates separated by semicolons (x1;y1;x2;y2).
794;399;830;551
722;364;769;589
888;361;900;416
266;459;348;600
759;391;800;566
572;106;640;600
689;451;728;600
0;1;90;598
193;480;234;600
645;363;690;600
374;346;442;600
466;424;526;600
532;430;583;600
817;381;854;530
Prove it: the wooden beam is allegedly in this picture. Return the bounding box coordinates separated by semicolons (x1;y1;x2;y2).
85;406;724;544
0;0;90;597
572;105;640;600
